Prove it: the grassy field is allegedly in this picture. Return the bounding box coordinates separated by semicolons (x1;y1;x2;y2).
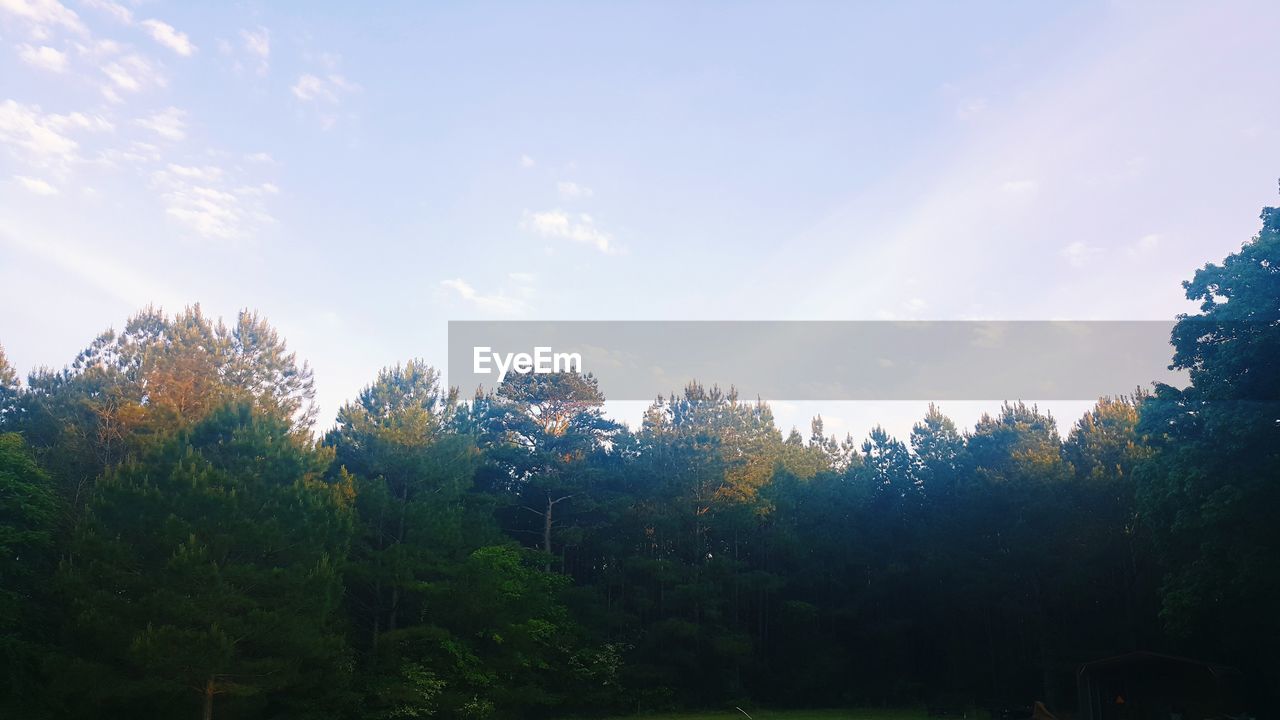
592;709;932;720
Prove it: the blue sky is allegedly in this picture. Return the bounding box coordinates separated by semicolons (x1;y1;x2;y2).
2;0;1279;440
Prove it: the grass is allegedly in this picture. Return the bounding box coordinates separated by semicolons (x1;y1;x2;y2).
592;709;932;720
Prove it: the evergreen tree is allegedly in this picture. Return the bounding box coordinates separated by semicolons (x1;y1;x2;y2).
55;404;353;720
0;344;18;428
325;361;493;717
483;372;619;571
0;433;59;715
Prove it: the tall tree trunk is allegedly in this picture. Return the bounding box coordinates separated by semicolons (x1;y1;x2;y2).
202;677;215;720
390;481;409;633
543;494;554;572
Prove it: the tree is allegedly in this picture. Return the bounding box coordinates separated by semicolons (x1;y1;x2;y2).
1061;395;1160;656
55;404;353;720
963;402;1074;706
483;372;619;572
911;404;968;505
419;545;610;718
0;433;59;715
325;360;500;718
12;307;318;520
0;344;18;428
1136;202;1280;697
327;360;480;649
219;310;318;431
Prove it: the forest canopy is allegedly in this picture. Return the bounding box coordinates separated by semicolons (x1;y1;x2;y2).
0;203;1277;719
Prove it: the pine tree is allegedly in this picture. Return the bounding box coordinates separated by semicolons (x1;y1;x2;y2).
0;344;18;428
0;433;59;715
55;404;353;719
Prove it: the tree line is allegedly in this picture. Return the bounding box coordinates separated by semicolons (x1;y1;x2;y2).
1;203;1277;719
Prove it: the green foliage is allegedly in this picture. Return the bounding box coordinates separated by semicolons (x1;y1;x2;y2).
1137;204;1280;696
328;360;481;643
482;371;621;572
0;432;60;713
3;196;1280;716
53;403;354;719
0;345;18;428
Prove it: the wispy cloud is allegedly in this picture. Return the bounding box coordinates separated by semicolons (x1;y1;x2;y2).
151;163;276;241
1126;233;1161;258
81;0;132;24
1061;241;1100;268
557;180;594;200
439;278;528;315
101;53;165;98
291;70;360;128
520;154;535;168
0;99;112;161
0;0;87;35
135;106;186;141
956;97;987;120
140;18;196;56
291;73;358;103
522;210;618;254
17;43;68;71
240;26;269;74
14;174;58;195
1000;179;1038;195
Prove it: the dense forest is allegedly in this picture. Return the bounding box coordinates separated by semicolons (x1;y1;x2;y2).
1;202;1277;720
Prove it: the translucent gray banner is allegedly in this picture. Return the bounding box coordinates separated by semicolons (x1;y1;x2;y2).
447;321;1185;401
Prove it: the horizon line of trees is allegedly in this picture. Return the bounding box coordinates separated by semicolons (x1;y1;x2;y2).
0;202;1277;719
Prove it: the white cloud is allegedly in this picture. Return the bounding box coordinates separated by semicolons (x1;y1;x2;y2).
0;0;86;35
522;210;617;254
81;0;131;24
439;278;526;315
233;181;279;196
135;106;186;140
291;73;358;103
957;98;987;120
1060;241;1100;268
291;74;327;101
75;37;122;58
244;151;274;163
101;53;164;95
94;139;164;168
1000;179;1038;194
14;175;58;195
150;163;276;240
164;163;222;181
0;100;112;160
161;186;240;238
1126;233;1161;258
240;26;269;74
17;43;67;71
557;180;594;200
520;154;535;168
140;19;195;56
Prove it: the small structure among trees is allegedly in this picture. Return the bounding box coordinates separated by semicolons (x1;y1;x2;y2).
1076;651;1242;720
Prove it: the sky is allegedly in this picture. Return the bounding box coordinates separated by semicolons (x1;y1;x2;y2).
2;0;1279;442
